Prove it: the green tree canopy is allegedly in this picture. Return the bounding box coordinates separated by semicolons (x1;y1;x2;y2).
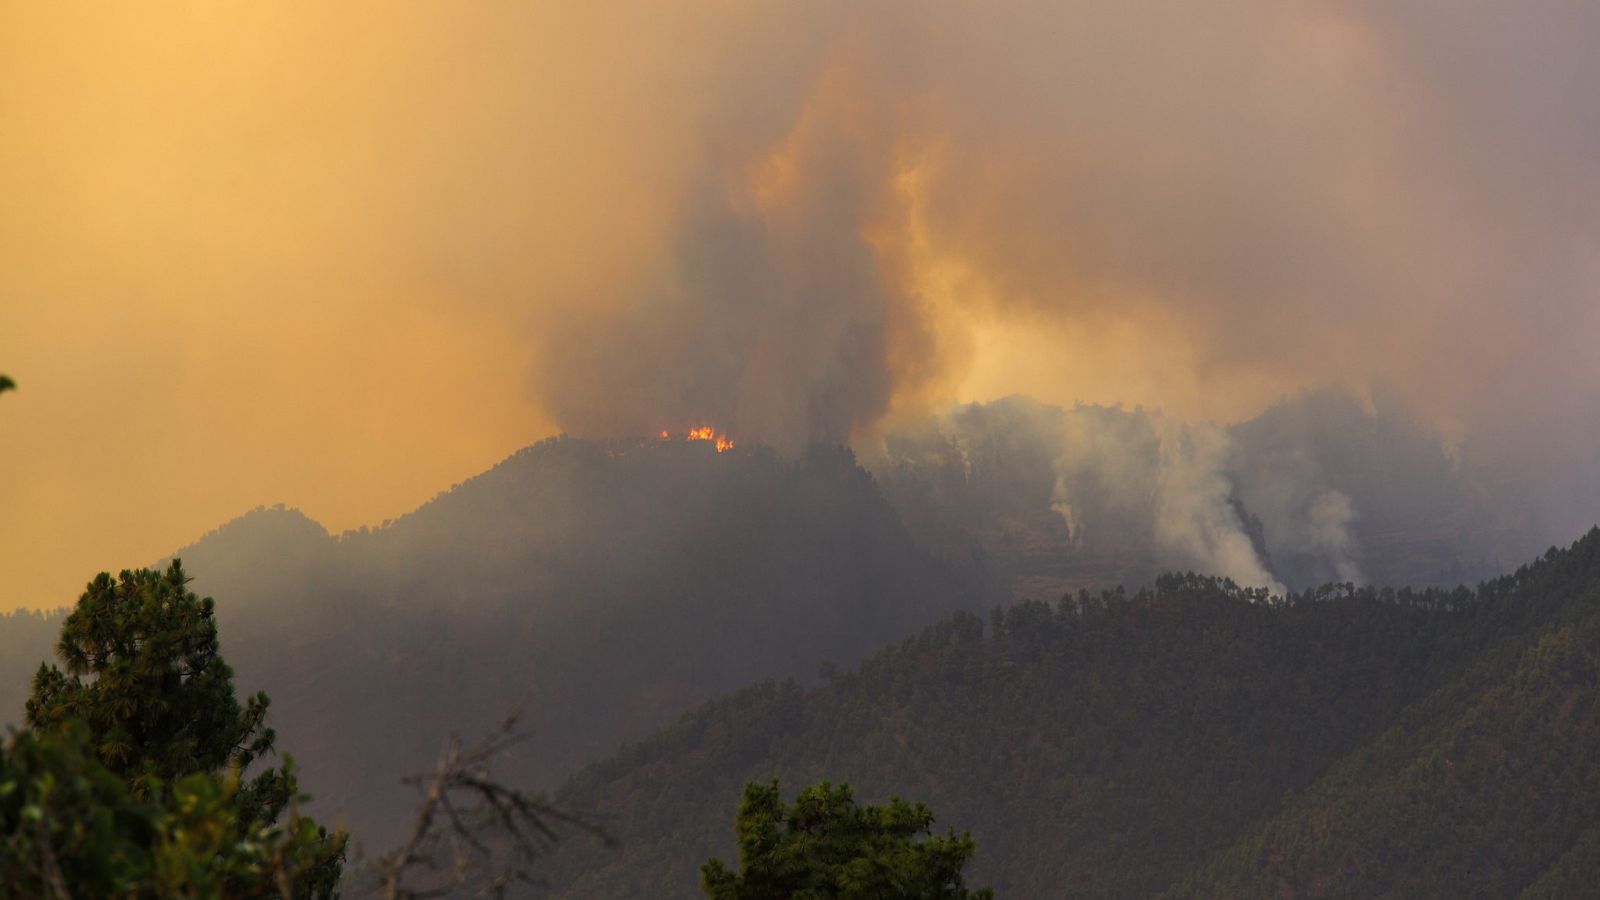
27;561;274;788
701;780;993;900
1;723;339;899
11;560;344;898
0;375;13;394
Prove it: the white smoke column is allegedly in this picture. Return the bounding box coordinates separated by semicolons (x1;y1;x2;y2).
1221;390;1379;586
1052;406;1284;594
1236;474;1366;587
1306;490;1363;583
1147;419;1286;594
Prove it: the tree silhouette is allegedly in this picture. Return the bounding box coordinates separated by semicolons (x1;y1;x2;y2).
702;780;992;899
28;561;276;788
20;560;345;897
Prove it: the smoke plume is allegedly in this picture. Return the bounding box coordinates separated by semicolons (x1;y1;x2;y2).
3;1;1598;605
529;2;1600;459
871;392;1507;592
1056;409;1285;593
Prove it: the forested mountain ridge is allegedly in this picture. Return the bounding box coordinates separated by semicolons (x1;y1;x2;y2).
0;419;1568;876
158;437;979;848
1180;531;1600;898
538;528;1600;898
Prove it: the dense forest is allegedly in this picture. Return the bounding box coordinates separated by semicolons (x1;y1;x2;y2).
536;529;1600;897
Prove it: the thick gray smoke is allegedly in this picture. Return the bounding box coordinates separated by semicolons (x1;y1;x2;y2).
871;390;1502;592
1053;409;1287;594
532;143;911;450
525;1;1600;550
5;2;1596;609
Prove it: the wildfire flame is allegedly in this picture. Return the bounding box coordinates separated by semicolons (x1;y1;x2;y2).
672;425;735;452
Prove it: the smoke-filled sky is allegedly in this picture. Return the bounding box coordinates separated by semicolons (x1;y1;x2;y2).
3;2;1598;610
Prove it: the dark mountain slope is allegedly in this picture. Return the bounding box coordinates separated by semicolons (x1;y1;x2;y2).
0;607;63;728
538;530;1600;898
1181;615;1600;898
163;437;979;848
0;421;1572;874
539;584;1472;896
1178;533;1600;898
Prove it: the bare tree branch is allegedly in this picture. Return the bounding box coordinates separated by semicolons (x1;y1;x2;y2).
366;711;613;900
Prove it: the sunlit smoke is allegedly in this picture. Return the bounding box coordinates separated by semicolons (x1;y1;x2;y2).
4;1;1599;607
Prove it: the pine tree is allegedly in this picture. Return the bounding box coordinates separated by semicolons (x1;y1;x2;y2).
19;560;344;897
701;779;993;899
28;561;274;787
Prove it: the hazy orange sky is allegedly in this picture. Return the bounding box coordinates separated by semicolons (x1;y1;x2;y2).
4;2;1598;610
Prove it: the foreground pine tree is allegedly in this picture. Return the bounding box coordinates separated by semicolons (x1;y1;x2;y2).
4;561;344;898
701;779;993;899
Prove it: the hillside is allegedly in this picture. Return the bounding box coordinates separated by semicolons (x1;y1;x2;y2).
0;607;63;737
163;437;979;849
1181;532;1600;897
0;412;1552;867
537;529;1600;898
0;437;982;849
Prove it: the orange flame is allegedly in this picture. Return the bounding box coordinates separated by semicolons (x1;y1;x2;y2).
683;425;735;452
